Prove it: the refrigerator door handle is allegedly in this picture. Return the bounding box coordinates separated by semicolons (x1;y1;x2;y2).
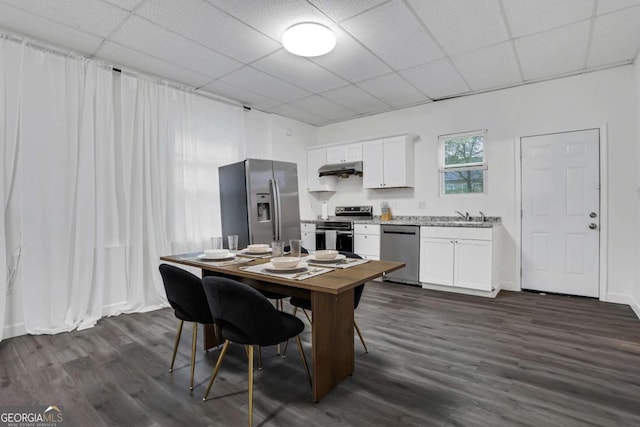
269;179;278;240
273;178;283;240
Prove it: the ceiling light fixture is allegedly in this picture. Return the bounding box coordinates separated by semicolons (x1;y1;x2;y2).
282;22;336;57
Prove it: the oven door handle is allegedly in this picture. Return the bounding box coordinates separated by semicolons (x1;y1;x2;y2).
336;231;353;235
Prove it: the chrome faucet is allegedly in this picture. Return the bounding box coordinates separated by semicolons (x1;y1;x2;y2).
455;211;469;221
479;211;487;222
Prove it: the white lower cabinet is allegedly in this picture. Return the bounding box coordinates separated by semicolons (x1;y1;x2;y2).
301;223;316;251
420;226;500;292
354;224;380;260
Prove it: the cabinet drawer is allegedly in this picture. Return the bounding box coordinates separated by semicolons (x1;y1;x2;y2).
354;234;380;256
301;222;316;232
354;224;380;235
420;226;492;240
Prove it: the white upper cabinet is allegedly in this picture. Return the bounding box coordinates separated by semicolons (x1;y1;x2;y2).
326;143;362;164
363;135;414;189
307;147;337;192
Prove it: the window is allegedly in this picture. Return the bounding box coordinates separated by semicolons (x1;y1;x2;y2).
439;130;487;195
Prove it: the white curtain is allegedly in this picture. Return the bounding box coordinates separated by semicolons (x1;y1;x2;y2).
0;36;245;339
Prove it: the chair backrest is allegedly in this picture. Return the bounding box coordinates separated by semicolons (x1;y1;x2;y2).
284;245;309;254
338;252;365;309
202;277;289;346
159;264;214;324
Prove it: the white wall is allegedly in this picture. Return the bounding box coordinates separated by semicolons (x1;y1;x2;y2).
634;60;640;318
314;66;637;302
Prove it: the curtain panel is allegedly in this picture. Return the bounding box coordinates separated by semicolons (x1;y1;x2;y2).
0;37;245;339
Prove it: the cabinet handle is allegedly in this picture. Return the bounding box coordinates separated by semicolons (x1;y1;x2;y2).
450;240;454;243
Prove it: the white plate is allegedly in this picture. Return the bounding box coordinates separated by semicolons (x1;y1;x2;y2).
263;261;307;271
307;254;346;263
242;248;273;255
198;253;234;261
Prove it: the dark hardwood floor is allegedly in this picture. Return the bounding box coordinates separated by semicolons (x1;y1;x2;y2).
2;282;640;426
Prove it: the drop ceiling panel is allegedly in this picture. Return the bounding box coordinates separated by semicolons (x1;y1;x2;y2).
358;73;428;107
341;1;444;70
321;85;389;114
597;0;640;14
290;95;355;120
270;104;330;126
110;15;242;78
137;0;280;63
453;42;522;91
208;0;331;41
502;0;594;38
308;0;388;22
98;41;214;88
516;21;590;81
251;49;348;93
310;26;391;83
219;66;311;103
409;0;508;56
587;6;640;67
103;0;144;11
401;59;470;99
0;3;104;55
199;80;281;110
4;0;130;37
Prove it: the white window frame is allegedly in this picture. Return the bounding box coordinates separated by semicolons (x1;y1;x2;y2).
439;129;487;196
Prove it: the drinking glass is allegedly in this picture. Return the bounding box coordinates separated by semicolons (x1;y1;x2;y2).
271;240;285;257
228;235;239;254
289;239;302;258
211;236;223;250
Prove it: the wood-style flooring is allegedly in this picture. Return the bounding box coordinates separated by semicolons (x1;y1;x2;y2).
2;282;640;426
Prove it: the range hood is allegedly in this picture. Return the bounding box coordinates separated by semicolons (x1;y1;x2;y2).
318;161;363;178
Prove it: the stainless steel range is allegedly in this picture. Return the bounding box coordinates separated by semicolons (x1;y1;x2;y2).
315;206;373;252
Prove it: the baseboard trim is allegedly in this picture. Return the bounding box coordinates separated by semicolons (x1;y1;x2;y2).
501;281;519;292
605;293;640;320
3;322;26;340
630;296;640;320
419;282;501;298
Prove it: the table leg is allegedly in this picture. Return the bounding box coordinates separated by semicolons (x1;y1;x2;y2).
311;289;354;402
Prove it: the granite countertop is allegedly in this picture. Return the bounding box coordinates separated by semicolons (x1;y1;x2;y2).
302;216;501;228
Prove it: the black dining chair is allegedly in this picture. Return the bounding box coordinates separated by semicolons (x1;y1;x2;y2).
286;251;369;353
159;263;215;390
202;277;311;427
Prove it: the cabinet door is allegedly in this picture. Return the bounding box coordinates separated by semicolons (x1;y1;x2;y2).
454;239;492;291
344;143;362;162
420;237;454;286
301;231;317;251
307;148;336;191
383;136;412;188
362;140;384;188
354;234;380;257
326;146;345;164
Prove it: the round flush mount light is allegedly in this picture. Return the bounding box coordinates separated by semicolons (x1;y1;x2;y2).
282;22;336;57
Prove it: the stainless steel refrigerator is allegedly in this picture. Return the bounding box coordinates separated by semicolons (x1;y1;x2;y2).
218;158;301;249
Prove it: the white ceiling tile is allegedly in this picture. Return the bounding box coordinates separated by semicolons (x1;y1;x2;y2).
98;41;213;88
4;0;130;37
308;0;388;22
110;15;242;78
400;59;470;99
515;21;590;80
409;0;508;56
357;73;428;107
502;0;594;37
341;1;444;70
321;85;389;114
219;66;311;103
137;0;280;63
290;95;356;121
200;80;282;110
103;0;144;11
597;0;640;14
208;0;331;40
587;5;640;67
270;104;330;126
252;49;348;93
309;26;391;82
452;42;522;91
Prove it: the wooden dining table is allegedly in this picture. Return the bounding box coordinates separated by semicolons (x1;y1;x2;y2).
159;252;404;402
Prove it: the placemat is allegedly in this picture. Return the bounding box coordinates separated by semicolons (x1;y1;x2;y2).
180;255;253;267
239;263;333;280
306;258;370;269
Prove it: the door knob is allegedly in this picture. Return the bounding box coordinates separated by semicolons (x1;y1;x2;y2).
588;223;598;230
589;212;597;218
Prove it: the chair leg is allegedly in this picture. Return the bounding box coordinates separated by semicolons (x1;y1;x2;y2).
203;340;230;401
302;309;312;324
257;345;263;370
247;345;254;427
190;322;198;390
169;320;184;372
354;320;368;353
295;336;312;389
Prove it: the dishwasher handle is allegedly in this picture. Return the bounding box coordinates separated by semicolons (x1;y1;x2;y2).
382;230;417;235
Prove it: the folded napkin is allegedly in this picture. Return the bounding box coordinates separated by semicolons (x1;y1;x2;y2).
239;263;333;281
307;258;369;269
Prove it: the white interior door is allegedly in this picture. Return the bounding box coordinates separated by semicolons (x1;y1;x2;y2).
521;129;600;297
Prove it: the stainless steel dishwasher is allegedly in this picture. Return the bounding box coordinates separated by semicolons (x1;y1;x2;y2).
380;224;420;286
